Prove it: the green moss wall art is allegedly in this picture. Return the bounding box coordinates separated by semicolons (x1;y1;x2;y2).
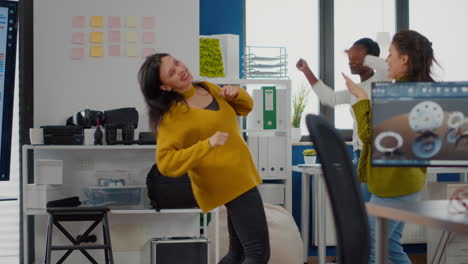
200;38;225;78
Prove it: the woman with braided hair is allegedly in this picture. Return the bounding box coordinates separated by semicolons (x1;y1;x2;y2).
343;29;437;263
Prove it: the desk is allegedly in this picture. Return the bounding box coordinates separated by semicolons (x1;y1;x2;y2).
293;165;468;264
366;200;468;264
293;164;325;264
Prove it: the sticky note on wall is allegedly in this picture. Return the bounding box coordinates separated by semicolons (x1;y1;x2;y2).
90;32;104;43
72;32;85;44
71;48;84;60
90;16;104;27
125;16;137;27
108;45;120;57
125;45;137;57
142;16;154;29
125;31;137;43
262;86;277;130
108;30;121;43
108;16;121;28
142;32;154;44
90;46;104;57
72;16;85;28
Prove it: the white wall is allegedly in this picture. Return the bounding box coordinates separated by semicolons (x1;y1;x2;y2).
246;0;319;135
410;0;468;82
34;0;199;131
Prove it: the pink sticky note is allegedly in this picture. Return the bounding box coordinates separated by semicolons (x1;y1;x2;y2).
142;47;155;58
109;45;120;56
71;48;84;60
108;31;121;43
72;16;86;28
108;16;121;28
72;32;85;44
142;32;154;44
143;16;154;29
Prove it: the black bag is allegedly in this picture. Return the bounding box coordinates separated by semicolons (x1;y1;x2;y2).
104;107;139;129
146;164;198;211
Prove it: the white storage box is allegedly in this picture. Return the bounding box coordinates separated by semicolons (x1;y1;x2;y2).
258;183;285;205
84;185;146;208
26;184;66;209
34;159;63;184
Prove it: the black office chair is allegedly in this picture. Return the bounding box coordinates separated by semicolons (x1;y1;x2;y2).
305;114;370;264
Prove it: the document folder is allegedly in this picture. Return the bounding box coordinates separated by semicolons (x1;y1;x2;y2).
262;86;277;130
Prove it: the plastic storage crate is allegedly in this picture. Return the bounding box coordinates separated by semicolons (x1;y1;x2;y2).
94;169;132;187
84;185;146;207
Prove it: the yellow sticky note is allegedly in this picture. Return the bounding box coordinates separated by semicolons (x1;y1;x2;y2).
125;31;137;43
90;32;104;43
125;45;137;57
90;16;104;27
125;16;137;27
90;46;104;57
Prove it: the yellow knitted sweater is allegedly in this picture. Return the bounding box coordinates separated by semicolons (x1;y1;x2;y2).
156;81;261;212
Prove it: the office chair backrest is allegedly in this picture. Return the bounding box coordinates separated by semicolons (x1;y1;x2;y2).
305;114;370;264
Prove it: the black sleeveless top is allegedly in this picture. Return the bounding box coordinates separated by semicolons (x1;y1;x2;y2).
204;97;220;110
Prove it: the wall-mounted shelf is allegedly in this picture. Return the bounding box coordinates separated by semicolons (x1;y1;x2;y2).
26;208;205;216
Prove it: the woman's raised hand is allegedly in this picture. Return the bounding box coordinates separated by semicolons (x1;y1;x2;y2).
219;85;239;99
342;72;369;100
296;58;309;72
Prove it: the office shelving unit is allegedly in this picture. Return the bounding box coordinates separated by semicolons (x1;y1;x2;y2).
21;145;219;264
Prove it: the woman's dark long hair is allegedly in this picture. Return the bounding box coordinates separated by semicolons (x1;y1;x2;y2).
392;30;438;82
138;53;185;132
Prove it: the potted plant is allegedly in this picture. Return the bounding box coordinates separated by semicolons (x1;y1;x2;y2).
291;83;310;142
302;149;317;164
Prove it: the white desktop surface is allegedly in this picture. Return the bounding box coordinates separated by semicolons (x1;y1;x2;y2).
366;200;468;235
293;164;468;264
367;199;468;264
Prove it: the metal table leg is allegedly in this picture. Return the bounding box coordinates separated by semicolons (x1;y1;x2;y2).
301;172;310;263
376;217;388;264
316;173;326;264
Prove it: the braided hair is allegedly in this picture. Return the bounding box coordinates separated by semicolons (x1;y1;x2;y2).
353;38;380;57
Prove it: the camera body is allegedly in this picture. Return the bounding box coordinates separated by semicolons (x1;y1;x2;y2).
67;107;139;145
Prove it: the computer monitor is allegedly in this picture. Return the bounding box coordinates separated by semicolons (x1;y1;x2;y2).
371;82;468;167
0;0;18;181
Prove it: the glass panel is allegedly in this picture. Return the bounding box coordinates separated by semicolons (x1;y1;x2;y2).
410;0;468;81
246;0;319;135
334;0;395;129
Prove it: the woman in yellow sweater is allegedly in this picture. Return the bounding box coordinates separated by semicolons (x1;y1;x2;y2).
138;53;269;264
343;30;436;263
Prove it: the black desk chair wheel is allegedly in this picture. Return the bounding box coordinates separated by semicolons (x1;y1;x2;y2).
44;207;114;264
305;114;370;264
